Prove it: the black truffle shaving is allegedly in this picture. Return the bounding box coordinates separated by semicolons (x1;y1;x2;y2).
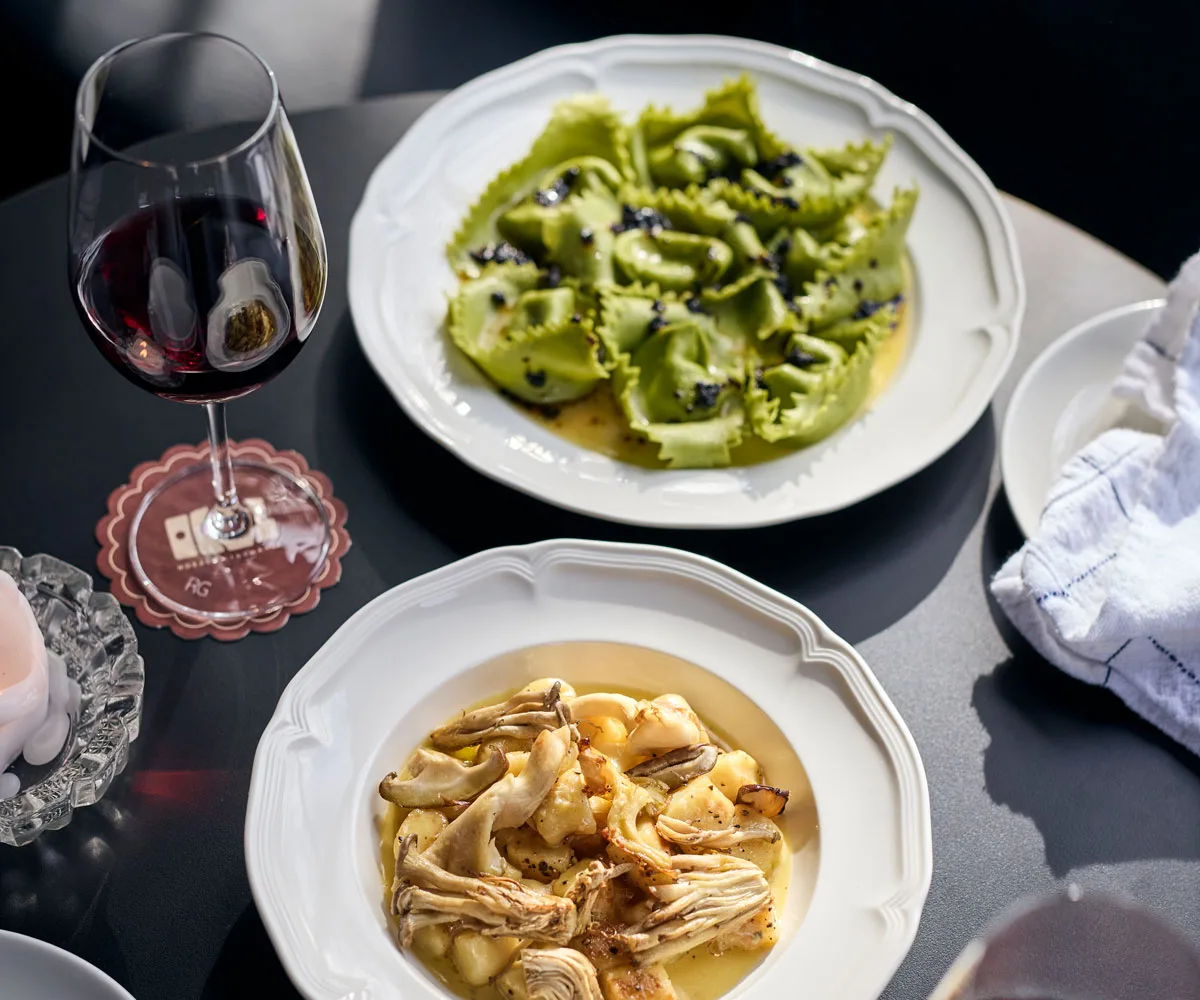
786;348;818;368
615;204;673;234
469;242;532;266
757;150;803;181
852;292;904;321
532;170;575;207
693;382;722;409
685;295;705;314
711;161;743;183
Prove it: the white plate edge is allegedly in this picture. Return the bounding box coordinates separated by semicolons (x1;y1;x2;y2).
245;538;933;1000
347;33;1026;529
999;297;1165;538
0;930;137;1000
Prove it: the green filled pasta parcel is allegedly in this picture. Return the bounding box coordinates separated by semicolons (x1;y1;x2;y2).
446;77;917;469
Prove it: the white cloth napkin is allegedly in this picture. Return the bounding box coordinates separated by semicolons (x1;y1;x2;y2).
992;252;1200;756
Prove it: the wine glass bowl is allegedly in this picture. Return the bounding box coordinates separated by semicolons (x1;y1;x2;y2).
70;33;327;402
68;33;331;621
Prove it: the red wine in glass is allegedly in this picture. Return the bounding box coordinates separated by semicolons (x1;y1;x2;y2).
74;195;309;403
68;33;330;622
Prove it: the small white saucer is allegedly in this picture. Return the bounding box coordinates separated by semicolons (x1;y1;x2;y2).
0;931;135;1000
1001;299;1164;537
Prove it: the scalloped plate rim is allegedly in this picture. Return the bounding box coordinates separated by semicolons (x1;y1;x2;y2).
1000;297;1165;538
349;34;1024;528
245;538;933;1000
0;930;137;999
349;34;1023;528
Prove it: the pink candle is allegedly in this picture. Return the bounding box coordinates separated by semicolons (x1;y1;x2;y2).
0;572;49;723
0;572;55;798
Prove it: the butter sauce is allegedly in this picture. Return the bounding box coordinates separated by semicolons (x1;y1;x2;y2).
510;261;913;469
377;683;819;1000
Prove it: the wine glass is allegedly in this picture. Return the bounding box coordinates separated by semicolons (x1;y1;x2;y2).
68;33;329;622
929;889;1200;999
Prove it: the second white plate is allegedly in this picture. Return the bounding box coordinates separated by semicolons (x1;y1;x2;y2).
1001;299;1164;537
246;539;932;1000
0;931;135;1000
349;34;1024;527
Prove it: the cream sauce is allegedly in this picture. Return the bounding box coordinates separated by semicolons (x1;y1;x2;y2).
377;682;819;1000
663;848;792;1000
511;260;914;468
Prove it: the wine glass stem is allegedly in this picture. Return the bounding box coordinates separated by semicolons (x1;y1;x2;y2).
204;401;250;540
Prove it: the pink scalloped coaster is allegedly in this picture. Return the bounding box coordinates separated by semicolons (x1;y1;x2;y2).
95;439;350;641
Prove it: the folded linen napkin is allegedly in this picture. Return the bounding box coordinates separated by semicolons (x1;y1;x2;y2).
992;252;1200;756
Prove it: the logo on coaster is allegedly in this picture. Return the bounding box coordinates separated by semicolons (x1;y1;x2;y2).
163;498;280;564
162;499;283;598
95;439;351;641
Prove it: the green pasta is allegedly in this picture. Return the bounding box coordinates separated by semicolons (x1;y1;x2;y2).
445;77;917;468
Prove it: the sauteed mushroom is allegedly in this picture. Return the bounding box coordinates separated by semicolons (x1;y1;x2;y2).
379;674;797;1000
626;745;719;790
379;745;508;807
431;681;570;751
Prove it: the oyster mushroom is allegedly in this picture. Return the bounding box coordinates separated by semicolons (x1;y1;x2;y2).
427;726;576;876
654;812;780;850
430;681;570;750
626;696;705;755
580;854;770;968
734;784;789;818
522;948;605;1000
378;745;508;807
626;745;719;790
560;859;632;929
391;834;577;946
603;773;675;885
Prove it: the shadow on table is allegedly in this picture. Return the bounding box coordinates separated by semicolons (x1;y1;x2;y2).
0;788;132;979
315;314;995;644
201;903;299;999
974;492;1200;876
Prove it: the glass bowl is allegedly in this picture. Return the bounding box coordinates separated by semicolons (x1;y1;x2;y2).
0;547;144;846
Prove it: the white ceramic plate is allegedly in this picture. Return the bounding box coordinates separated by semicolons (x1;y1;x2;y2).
246;539;932;1000
1001;299;1164;538
348;34;1024;528
0;931;135;1000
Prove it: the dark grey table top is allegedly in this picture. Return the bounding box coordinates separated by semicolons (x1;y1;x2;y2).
0;91;1189;1000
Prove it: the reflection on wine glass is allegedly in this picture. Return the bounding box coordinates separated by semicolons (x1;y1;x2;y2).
929;888;1200;1000
68;33;330;621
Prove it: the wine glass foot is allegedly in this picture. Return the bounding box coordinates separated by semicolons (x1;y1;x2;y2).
127;459;331;621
